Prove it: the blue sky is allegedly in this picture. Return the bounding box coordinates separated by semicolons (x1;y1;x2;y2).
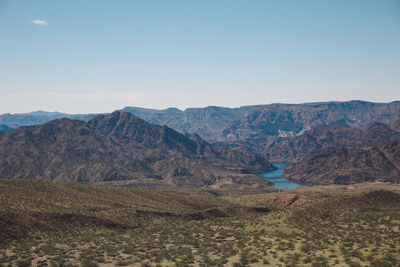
0;0;399;114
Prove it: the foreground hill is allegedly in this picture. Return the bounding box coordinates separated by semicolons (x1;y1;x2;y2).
0;112;274;188
284;139;400;185
1;179;399;266
267;121;400;162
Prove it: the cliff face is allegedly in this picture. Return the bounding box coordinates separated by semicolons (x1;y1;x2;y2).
0;112;275;188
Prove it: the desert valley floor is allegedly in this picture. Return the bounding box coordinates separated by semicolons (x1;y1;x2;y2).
1;179;399;267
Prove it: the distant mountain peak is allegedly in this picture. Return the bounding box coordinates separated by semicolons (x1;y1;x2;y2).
87;111;152;138
164;107;182;113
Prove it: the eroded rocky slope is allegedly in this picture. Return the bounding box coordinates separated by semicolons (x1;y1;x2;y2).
283;140;400;185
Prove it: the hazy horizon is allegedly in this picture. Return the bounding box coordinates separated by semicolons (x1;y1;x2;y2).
1;0;399;114
1;99;400;116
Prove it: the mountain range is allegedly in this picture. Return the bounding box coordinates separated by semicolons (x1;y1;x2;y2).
1;100;400;187
0;112;275;188
217;101;400;155
0;110;97;129
2;101;399;156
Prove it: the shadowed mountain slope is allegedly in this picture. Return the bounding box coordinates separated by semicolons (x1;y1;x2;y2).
0;124;13;132
0;112;275;188
283;139;400;185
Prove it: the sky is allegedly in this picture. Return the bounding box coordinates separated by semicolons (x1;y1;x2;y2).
0;0;399;114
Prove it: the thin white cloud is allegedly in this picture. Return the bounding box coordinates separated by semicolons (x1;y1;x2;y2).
31;19;47;26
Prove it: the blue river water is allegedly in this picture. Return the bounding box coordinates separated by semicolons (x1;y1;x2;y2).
259;162;300;189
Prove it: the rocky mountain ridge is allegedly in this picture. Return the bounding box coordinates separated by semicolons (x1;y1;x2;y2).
0;112;275;188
